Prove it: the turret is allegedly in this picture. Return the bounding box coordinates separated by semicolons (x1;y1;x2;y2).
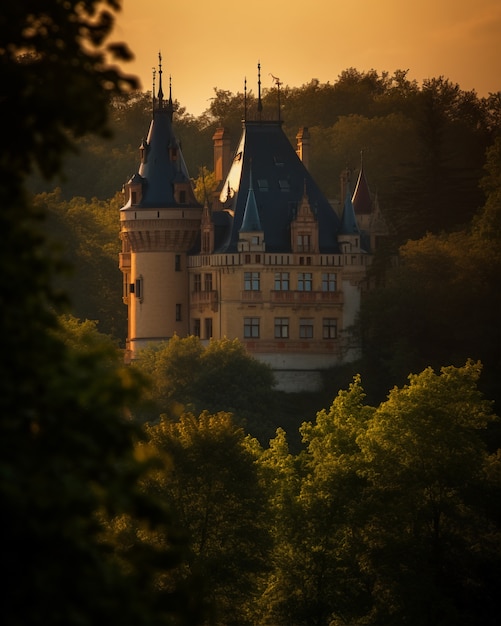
119;54;202;360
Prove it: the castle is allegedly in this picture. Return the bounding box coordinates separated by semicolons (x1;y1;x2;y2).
119;60;387;391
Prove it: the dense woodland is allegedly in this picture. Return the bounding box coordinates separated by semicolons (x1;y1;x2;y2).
2;1;501;625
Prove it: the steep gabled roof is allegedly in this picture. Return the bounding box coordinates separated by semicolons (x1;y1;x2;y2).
216;120;341;253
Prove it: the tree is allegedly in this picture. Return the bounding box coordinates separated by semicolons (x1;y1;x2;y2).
1;2;203;624
258;378;375;626
143;411;270;625
132;336;277;439
358;361;501;625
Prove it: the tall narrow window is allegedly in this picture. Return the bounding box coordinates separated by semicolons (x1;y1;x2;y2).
175;304;182;321
194;274;202;292
135;276;143;300
193;318;201;337
204;273;213;292
204;318;213;339
175;254;181;271
244;317;260;338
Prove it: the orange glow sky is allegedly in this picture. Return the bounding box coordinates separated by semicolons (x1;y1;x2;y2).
112;0;501;115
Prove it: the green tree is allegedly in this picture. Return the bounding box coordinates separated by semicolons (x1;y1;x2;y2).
258;378;375;626
1;2;203;624
35;189;127;339
358;361;501;625
133;336;277;439
144;411;270;625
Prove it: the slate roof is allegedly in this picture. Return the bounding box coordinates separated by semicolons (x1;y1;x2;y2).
215;120;341;253
340;184;361;235
352;163;373;215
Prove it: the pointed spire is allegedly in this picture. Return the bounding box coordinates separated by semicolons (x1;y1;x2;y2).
352;151;373;215
152;67;156;111
340;183;360;235
157;51;164;106
244;76;247;121
240;164;262;232
257;62;263;117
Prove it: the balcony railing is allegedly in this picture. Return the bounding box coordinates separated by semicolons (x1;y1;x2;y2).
270;290;343;304
190;290;219;312
243;339;341;355
119;252;131;271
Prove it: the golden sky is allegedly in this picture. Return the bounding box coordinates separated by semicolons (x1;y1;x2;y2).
112;0;501;115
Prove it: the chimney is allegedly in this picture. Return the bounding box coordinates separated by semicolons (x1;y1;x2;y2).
212;127;232;184
296;127;310;169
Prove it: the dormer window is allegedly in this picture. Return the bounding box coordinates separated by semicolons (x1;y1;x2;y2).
279;179;290;192
257;179;268;191
297;234;311;252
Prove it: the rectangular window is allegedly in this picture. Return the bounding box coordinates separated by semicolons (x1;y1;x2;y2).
204;318;213;339
297;272;312;291
244;271;260;291
274;272;290;290
175;254;181;271
193;318;201;337
135;276;143;299
244;317;260;338
204;273;213;291
322;272;337;292
299;318;314;339
274;317;289;339
194;274;201;292
297;234;311;252
175;304;182;321
323;318;337;339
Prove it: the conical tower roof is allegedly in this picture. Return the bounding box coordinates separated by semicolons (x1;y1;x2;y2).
129;55;197;209
352;158;373;215
340;184;360;235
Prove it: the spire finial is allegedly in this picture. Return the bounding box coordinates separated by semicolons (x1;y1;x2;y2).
157;51;164;106
152;67;156;111
257;62;263;117
244;76;247;121
270;73;282;121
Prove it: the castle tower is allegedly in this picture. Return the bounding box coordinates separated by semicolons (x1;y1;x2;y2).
119;55;202;360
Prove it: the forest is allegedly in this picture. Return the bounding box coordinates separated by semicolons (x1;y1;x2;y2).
2;1;501;625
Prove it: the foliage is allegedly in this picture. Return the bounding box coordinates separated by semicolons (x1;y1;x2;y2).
143;411;270;625
357;361;501;625
34;189;127;339
257;362;501;626
1;1;204;624
132;335;277;438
